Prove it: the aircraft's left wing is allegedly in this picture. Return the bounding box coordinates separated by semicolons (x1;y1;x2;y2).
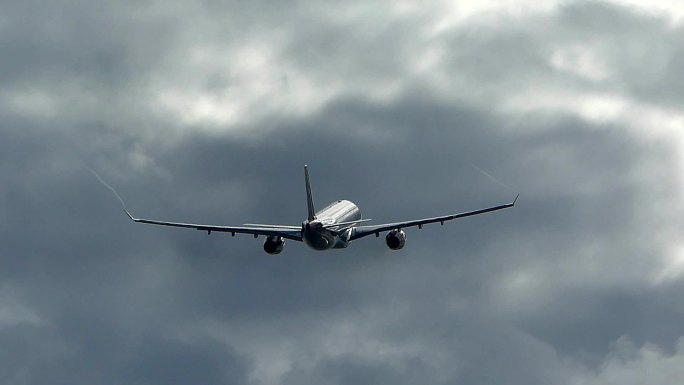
125;210;303;241
349;195;518;241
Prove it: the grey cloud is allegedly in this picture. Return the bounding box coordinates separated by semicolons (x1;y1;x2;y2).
573;336;684;385
3;95;683;383
282;354;432;385
1;1;684;385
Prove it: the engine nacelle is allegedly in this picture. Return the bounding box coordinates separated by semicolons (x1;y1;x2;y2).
385;229;406;250
263;236;285;255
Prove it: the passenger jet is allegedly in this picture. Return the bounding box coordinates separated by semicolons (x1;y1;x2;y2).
125;166;517;253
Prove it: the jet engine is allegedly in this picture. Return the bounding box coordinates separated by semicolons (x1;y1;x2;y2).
385;229;406;250
263;235;285;254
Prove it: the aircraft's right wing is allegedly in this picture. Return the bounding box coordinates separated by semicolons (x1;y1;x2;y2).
349;195;518;241
125;210;303;241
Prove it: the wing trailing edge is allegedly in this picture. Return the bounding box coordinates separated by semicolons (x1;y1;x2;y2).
349;195;518;241
123;209;303;241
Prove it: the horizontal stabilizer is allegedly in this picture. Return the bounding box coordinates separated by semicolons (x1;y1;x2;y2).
323;219;373;229
242;223;301;229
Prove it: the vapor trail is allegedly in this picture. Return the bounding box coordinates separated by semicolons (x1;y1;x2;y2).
469;163;510;190
84;164;128;209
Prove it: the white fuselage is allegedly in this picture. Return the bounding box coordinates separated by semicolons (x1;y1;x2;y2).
303;200;361;250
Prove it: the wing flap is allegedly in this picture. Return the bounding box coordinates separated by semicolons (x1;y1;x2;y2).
125;210;303;241
349;195;517;241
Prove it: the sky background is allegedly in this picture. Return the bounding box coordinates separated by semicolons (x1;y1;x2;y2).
2;0;684;384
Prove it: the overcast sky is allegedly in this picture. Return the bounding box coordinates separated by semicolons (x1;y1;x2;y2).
2;1;684;384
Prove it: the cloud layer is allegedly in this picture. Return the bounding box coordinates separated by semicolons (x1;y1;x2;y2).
1;1;683;384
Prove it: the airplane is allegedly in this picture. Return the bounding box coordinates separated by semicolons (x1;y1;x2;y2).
124;165;517;254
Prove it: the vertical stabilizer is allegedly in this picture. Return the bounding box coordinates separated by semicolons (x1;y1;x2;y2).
304;165;316;221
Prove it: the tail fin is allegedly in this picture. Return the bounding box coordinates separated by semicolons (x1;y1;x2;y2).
304;165;316;221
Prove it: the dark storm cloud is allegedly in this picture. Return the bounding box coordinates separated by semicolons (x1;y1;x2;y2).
0;2;175;95
4;97;680;384
554;2;684;104
282;354;432;385
1;1;684;384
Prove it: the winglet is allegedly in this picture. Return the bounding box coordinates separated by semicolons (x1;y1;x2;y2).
124;209;136;221
305;165;316;221
513;194;520;206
